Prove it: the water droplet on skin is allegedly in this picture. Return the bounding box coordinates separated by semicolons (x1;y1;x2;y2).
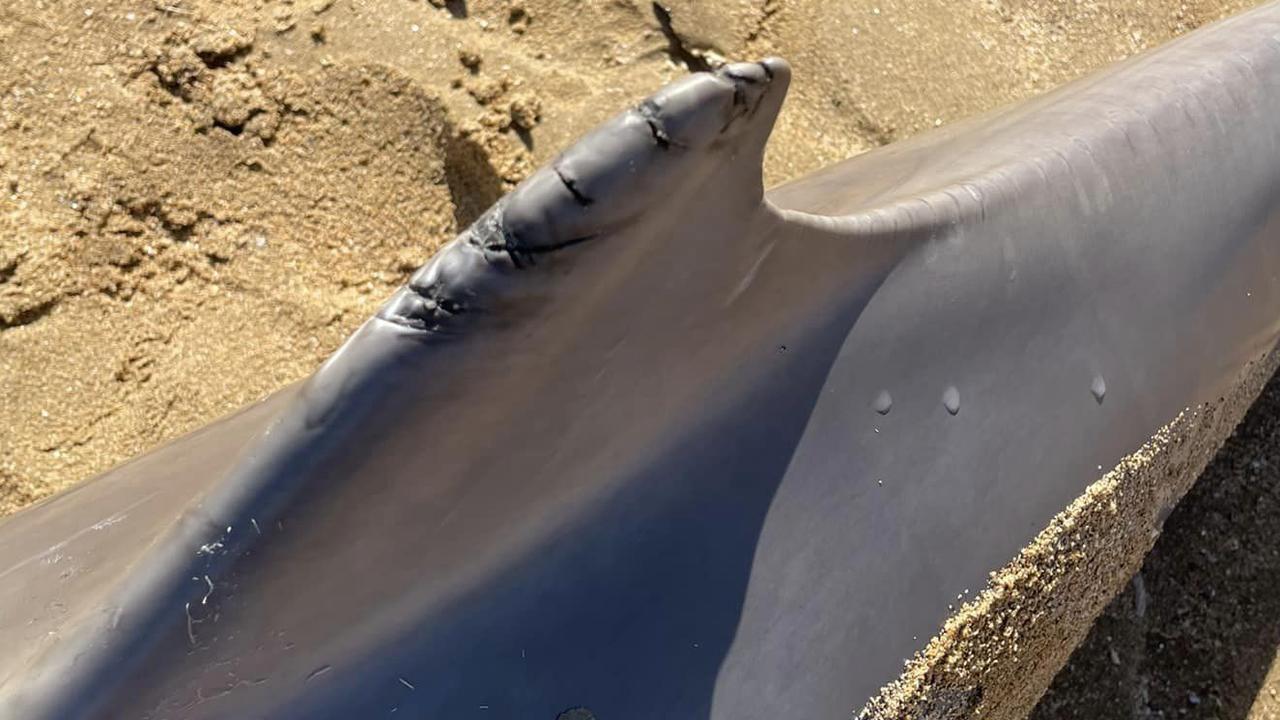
872;390;893;415
1091;375;1107;404
942;386;960;415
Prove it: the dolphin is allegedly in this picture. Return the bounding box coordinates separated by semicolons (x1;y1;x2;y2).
4;4;1280;718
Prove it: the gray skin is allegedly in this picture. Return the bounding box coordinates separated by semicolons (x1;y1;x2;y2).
4;4;1280;717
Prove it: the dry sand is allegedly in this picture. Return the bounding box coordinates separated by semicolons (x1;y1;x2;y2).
0;0;1272;717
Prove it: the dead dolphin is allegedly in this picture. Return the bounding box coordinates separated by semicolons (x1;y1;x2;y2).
5;4;1280;718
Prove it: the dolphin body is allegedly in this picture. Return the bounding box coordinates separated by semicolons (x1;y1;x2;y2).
4;4;1280;718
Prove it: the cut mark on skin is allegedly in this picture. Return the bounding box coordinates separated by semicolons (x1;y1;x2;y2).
637;100;675;150
553;166;594;207
377;208;596;333
506;232;598;260
488;207;597;267
379;51;781;336
720;65;771;131
0;491;159;582
184;602;198;645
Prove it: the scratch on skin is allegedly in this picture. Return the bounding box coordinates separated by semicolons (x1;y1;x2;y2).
0;491;159;582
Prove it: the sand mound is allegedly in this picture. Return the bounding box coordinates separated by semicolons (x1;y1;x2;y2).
0;6;481;513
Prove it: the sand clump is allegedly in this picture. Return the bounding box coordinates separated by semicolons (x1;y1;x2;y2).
0;1;531;513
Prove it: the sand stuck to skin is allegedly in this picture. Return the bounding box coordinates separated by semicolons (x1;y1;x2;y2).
1031;358;1280;720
